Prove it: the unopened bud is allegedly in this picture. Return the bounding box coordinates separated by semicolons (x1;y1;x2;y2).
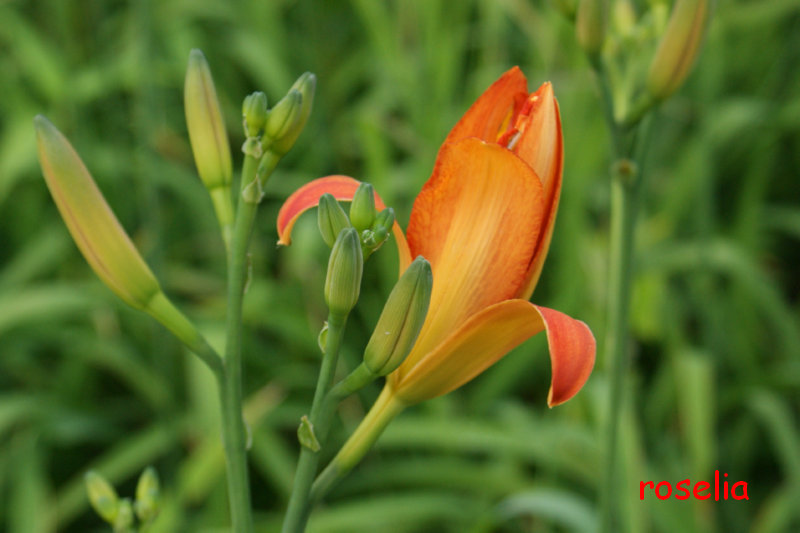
318;193;351;248
242;91;268;138
134;466;160;523
85;471;119;523
35;116;162;312
274;71;316;154
576;0;607;56
263;90;302;154
184;49;234;231
361;207;394;258
364;256;432;376
324;228;363;317
349;182;376;232
114;498;134;532
646;0;711;101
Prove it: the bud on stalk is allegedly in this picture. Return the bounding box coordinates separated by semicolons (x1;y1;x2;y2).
576;0;607;57
646;0;711;101
349;182;377;232
134;466;160;523
184;49;234;234
85;471;119;523
35;115;162;311
242;91;268;139
318;193;352;248
324;228;363;318
364;256;432;376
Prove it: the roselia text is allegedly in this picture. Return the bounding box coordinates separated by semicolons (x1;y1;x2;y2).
640;471;748;501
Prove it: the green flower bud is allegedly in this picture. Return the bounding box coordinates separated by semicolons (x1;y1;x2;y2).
318;193;352;248
114;498;134;533
576;0;607;56
349;182;377;232
85;471;119;523
242;91;268;138
184;49;234;232
646;0;712;101
361;207;394;258
134;466;160;523
364;256;432;376
276;71;316;153
263;90;302;153
324;228;363;317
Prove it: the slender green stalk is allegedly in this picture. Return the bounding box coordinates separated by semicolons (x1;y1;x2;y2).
217;152;261;533
281;313;349;533
589;55;649;533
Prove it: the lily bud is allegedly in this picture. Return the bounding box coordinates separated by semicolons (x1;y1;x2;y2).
184;49;234;231
318;193;351;248
35;115;162;312
576;0;607;57
85;471;119;523
324;228;363;317
646;0;711;101
362;207;395;259
134;466;160;523
114;499;134;532
263;90;302;155
364;256;432;376
242;91;268;138
273;71;316;154
349;182;377;232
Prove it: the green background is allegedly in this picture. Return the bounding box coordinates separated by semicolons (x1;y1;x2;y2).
1;0;798;531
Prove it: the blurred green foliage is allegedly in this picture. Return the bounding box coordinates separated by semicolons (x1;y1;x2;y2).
1;0;798;532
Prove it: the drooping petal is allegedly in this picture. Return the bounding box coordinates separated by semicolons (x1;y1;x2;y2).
276;175;412;271
514;84;564;298
443;67;529;145
389;299;594;406
405;138;544;361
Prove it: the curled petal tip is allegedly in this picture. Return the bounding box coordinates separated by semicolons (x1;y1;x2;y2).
535;307;596;407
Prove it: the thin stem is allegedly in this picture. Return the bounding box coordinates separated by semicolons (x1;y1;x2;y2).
587;53;652;533
217;152;261;533
310;385;405;504
281;313;349;533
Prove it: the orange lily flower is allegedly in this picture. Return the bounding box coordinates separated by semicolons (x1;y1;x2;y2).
277;67;594;408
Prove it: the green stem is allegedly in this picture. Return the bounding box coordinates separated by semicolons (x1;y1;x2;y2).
217;152;263;533
590;58;649;533
281;313;349;533
310;385;405;503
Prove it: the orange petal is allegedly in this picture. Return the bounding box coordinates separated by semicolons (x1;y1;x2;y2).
443;67;529;145
405;138;544;361
276;175;412;271
515;84;564;298
390;299;595;406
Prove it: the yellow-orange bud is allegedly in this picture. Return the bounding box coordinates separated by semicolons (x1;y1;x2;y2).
646;0;712;101
35;115;161;311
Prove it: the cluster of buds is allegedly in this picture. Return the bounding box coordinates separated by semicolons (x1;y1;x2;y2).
85;467;160;533
185;49;316;215
317;182;395;259
558;0;712;124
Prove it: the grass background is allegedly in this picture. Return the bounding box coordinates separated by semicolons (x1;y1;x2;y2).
1;0;799;531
